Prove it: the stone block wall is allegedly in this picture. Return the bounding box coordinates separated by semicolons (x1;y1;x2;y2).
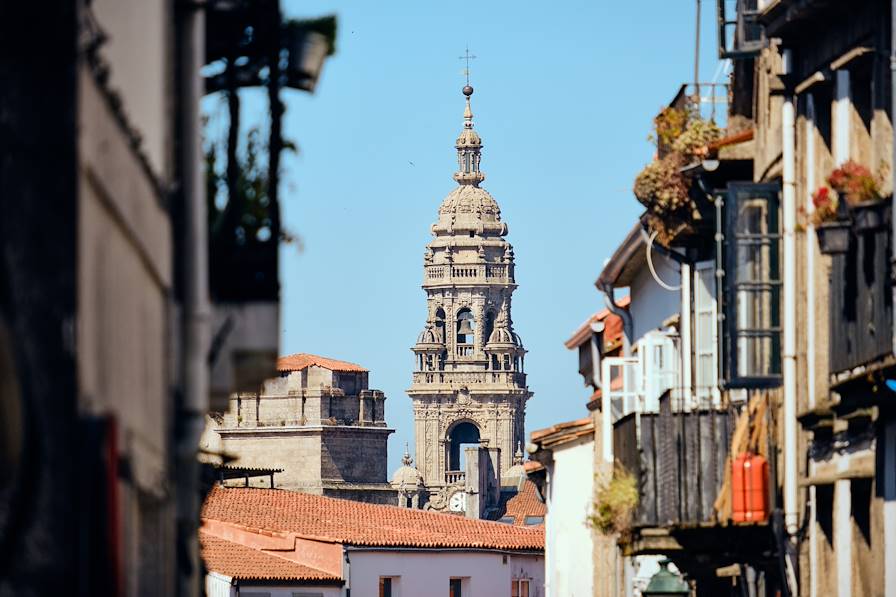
320;427;391;483
218;429;322;489
321;486;399;506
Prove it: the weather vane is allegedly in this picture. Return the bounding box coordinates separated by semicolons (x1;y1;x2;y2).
458;46;477;86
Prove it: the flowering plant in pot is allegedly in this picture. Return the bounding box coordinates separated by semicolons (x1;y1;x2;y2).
810;186;851;254
826;161;885;232
672;118;721;161
634;153;691;215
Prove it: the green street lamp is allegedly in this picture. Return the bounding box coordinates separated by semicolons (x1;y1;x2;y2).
642;559;690;597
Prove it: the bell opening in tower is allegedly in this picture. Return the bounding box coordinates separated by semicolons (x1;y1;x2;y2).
456;309;475;345
448;421;480;471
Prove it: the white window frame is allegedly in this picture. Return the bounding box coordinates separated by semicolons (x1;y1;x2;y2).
638;330;679;412
694;261;720;408
601;356;642;422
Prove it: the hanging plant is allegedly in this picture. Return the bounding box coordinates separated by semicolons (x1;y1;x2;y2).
633;153;690;215
672;118;721;160
649;106;691;151
588;464;639;536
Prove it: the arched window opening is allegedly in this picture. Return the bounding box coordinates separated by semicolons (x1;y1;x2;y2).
484;311;495;346
439;350;447;370
448;421;480;471
434;308;446;342
503;354;511;370
491;354;499;370
456;308;475;344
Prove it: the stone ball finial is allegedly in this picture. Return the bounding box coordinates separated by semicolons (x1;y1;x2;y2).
462;85;474;97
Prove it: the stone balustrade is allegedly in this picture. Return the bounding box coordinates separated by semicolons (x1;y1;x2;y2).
411;370;526;386
445;470;465;485
424;263;513;284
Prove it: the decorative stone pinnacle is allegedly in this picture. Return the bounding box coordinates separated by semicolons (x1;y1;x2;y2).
402;443;413;466
514;442;523;465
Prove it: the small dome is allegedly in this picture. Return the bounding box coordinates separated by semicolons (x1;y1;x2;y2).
416;323;441;346
456;128;481;147
502;443;527;487
391;448;423;488
487;325;522;348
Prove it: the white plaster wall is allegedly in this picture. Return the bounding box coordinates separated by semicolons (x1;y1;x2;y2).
545;437;594;597
347;550;544;597
239;584;342;597
629;256;680;344
205;572;235;597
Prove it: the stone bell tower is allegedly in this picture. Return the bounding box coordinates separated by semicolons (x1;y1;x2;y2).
408;84;531;512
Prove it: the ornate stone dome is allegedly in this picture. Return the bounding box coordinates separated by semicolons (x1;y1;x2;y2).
416;323;442;346
502;443;527;487
432;186;508;237
391;448;423;488
487;325;522;347
456;127;481;147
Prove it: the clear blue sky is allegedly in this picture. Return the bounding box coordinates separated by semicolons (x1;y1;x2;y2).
215;1;724;473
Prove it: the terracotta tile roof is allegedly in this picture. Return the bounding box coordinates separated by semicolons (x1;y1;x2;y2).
203;487;544;551
503;480;546;526
530;417;594;448
523;460;544;474
564;296;631;349
200;531;341;583
277;353;367;373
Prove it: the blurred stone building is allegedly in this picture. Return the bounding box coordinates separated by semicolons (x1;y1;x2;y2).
0;0;333;595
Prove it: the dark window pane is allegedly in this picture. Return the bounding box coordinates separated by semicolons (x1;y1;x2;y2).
723;183;782;385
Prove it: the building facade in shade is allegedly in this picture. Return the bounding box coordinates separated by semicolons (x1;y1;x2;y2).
408;84;532;513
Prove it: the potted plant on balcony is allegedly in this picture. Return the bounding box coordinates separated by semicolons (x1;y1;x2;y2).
811;186;851;254
826;160;885;232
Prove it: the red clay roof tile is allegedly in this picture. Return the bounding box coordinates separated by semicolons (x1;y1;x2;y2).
564;296;630;349
202;487;544;551
504;480;546;526
277;353;367;373
200;531;341;583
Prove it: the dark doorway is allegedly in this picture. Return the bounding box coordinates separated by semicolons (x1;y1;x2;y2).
448;421;480;470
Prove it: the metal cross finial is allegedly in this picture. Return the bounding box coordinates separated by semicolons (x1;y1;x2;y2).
458;46;477;86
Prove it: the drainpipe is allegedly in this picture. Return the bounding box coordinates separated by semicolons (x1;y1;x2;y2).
176;3;210;597
597;282;632;358
596;281;630;464
805;94;819;597
781;49;799;539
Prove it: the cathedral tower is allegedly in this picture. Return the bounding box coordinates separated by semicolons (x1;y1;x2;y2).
408;85;531;507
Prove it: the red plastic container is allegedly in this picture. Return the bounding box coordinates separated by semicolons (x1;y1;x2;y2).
731;453;769;523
